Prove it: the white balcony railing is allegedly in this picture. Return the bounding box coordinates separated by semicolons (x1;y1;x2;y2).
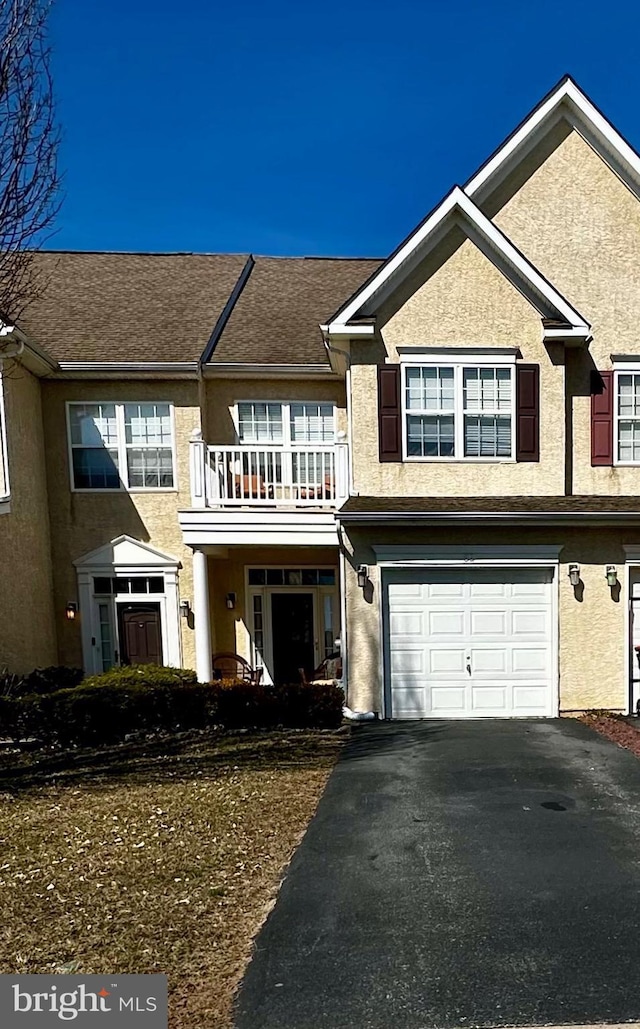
189;434;349;508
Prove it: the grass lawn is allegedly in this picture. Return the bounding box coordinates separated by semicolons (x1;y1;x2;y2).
0;728;344;1027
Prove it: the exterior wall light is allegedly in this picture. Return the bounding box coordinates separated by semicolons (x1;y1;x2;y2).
179;599;191;619
568;564;580;587
606;565;618;587
357;565;368;589
65;602;78;621
226;592;237;610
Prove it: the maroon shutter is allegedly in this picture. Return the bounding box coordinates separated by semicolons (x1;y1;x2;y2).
516;364;540;462
591;370;614;466
378;365;402;462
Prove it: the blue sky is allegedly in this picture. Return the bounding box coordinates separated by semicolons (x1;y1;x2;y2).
49;0;640;256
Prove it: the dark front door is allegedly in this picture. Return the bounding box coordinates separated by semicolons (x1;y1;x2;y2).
271;593;315;683
118;602;163;665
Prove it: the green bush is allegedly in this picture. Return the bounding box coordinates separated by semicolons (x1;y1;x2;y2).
0;665;83;699
272;681;345;729
0;665;344;747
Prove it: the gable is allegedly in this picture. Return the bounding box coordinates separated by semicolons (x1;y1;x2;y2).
493;129;640;356
380;234;541;356
74;534;180;570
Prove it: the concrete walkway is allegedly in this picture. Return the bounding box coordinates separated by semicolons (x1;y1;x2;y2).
234;719;640;1028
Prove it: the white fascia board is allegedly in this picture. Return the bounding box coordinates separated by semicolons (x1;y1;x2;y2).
202;363;336;379
327;187;589;334
58;361;198;375
373;544;561;565
338;510;640;526
396;346;518;363
178;508;338;547
466;78;640;201
320;324;374;337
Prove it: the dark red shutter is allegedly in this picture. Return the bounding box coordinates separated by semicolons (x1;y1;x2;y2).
516;364;540;462
378;364;402;462
591;370;614;466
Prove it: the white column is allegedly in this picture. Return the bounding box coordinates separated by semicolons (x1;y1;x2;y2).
335;434;349;504
192;547;212;682
189;430;207;508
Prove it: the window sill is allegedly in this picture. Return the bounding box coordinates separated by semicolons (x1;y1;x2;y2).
401;457;516;464
71;487;179;495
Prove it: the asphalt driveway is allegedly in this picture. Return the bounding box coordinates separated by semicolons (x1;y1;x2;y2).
234;719;640;1029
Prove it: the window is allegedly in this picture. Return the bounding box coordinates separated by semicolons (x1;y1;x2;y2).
617;373;640;462
247;567;336;586
68;402;175;490
404;363;513;460
237;402;335;445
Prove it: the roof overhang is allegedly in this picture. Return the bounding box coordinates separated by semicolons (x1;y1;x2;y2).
0;324;59;376
337;509;640;528
324;187;590;344
57;361;198;378
466;75;640;205
202;362;338;380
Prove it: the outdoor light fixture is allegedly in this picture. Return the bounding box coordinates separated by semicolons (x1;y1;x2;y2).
568;564;580;587
179;599;191;619
606;565;618;587
357;565;368;589
65;602;78;621
226;592;237;610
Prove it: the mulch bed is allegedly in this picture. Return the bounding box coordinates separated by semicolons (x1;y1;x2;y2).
579;713;640;757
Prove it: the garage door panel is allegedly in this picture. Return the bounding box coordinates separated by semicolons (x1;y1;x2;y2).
429;610;465;635
430;649;466;674
385;567;555;719
512;610;547;635
389;611;423;635
472;686;508;710
471;610;507;635
431;686;467;712
470;648;507;673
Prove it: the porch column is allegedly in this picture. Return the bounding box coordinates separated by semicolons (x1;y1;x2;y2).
192;547;212;682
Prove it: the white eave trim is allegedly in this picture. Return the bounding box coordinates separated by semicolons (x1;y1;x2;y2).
466;77;640;202
58;361;198;376
338;509;640;526
202;363;337;379
325;187;589;337
373;544;561;566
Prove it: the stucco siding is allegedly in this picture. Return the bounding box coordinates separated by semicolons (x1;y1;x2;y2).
492;128;640;495
0;365;56;672
350;238;565;497
41;380;201;670
342;526;632;716
204;378;346;444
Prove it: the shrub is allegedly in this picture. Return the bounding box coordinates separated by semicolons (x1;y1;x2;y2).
272;681;345;729
23;666;84;695
0;664;344;747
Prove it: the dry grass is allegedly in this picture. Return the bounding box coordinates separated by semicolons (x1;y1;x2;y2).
0;728;344;1028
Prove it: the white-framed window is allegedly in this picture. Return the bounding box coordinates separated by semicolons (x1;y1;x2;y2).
236;401;336;446
402;361;514;461
67;401;176;491
616;371;640;464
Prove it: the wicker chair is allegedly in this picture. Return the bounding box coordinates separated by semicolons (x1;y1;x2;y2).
211;652;263;684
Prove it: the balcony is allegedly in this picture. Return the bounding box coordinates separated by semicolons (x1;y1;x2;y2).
188;434;349;509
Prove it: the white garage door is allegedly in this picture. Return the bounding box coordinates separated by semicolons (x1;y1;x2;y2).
385;567;555;718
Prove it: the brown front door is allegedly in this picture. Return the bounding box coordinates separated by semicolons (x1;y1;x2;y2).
118;603;163;665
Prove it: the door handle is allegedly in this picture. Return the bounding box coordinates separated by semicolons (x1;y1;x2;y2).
466;657;471;675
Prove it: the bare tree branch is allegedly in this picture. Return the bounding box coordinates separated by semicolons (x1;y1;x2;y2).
0;0;60;340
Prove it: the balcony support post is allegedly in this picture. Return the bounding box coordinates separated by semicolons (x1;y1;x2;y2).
192;547;212;683
335;436;349;504
189;430;207;507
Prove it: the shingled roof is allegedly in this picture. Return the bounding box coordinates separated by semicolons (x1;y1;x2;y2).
208;256;381;365
16;251;381;366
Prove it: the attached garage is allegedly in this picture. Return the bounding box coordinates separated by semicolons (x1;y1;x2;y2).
383;567;556;718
